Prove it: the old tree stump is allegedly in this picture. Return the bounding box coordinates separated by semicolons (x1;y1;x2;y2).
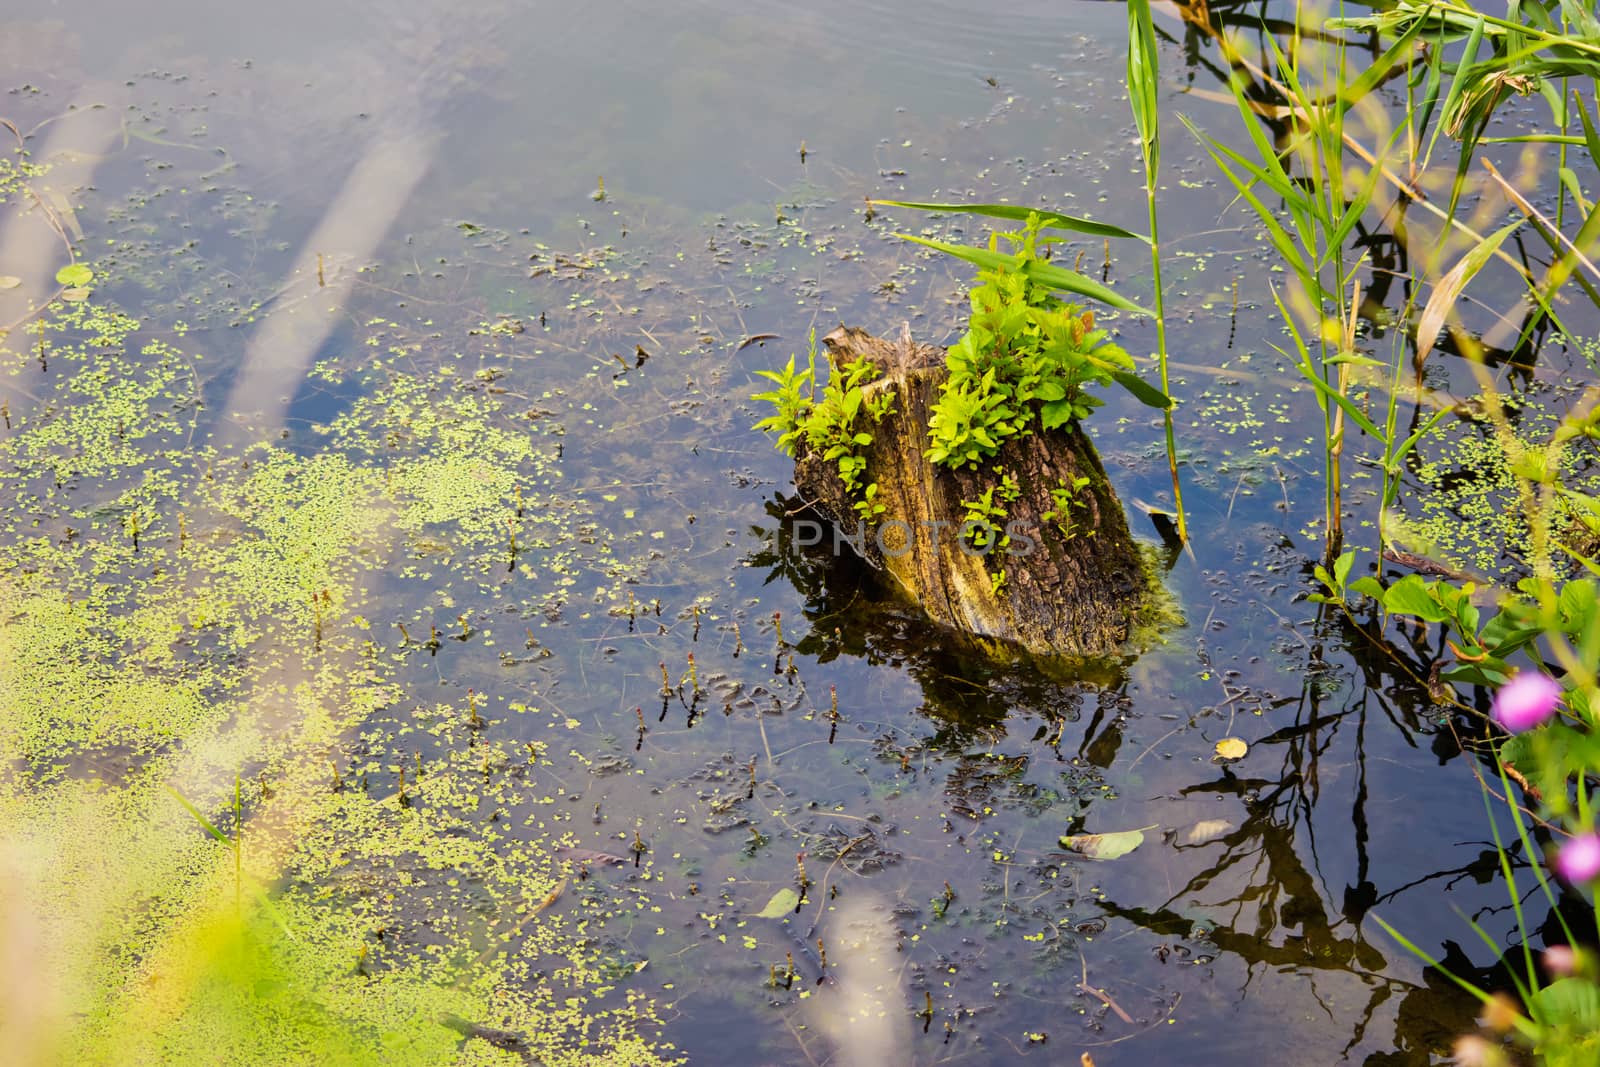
792;325;1151;659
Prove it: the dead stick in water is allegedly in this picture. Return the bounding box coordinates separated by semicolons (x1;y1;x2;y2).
1078;954;1134;1024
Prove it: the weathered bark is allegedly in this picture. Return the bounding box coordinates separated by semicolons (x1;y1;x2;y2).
793;325;1148;659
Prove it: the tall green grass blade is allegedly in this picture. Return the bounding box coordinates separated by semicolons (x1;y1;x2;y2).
1482;774;1543;1007
1425;14;1486;169
1389;409;1452;470
1258;30;1341;229
1529;193;1600;311
895;233;1153;315
1498;760;1581;949
168;784;232;845
1269;286;1313;366
1558;542;1600;577
1128;0;1161;174
1481;134;1589;145
1334;5;1600;52
1444;93;1495;229
868;200;1146;242
1297;365;1384;440
1183;121;1314;288
1216;63;1316;238
1339;15;1429;106
1563;0;1600;37
167;784;295;938
1325;123;1411;262
1575;90;1600;183
1460;908;1536;1010
1506;0;1526;63
1413;14;1449;146
1128;0;1185;540
1200;128;1303;205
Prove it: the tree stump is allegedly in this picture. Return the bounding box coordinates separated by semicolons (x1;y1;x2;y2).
792;325;1149;659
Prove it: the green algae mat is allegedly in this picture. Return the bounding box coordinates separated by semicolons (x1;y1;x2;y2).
1;289;679;1064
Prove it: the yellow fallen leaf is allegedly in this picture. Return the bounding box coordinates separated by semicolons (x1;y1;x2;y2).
1415;220;1522;369
1058;826;1153;860
1214;737;1248;761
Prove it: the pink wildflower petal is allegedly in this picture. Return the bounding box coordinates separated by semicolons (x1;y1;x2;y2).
1555;834;1600;884
1543;945;1578;978
1491;672;1562;734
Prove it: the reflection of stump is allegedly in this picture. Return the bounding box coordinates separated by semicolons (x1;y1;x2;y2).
793;325;1148;659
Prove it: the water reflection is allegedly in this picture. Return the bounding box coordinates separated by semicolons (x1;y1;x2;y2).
740;480;1550;1063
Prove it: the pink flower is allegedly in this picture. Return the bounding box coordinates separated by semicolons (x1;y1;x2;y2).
1555;834;1600;884
1491;672;1562;733
1543;945;1579;977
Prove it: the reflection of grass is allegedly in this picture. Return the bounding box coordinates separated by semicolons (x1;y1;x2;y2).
0;294;678;1065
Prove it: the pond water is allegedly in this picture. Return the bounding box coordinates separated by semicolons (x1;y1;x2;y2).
2;2;1593;1065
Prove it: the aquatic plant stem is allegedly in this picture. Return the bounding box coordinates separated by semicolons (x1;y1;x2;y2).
1129;0;1187;542
1147;206;1186;542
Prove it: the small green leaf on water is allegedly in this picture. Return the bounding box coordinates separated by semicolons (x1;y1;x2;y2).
1059;827;1150;860
755;887;800;917
0;276;20;289
55;263;93;287
60;287;91;302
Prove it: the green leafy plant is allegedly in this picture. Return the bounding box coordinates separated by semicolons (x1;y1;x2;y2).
751;338;818;458
924;215;1141;471
752;331;896;523
1041;475;1093;541
960;473;1020;595
925;369;1016;470
873;201;1179;529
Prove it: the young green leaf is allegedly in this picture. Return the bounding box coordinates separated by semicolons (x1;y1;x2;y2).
869;199;1145;242
1110;368;1172;409
895;233;1151;316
